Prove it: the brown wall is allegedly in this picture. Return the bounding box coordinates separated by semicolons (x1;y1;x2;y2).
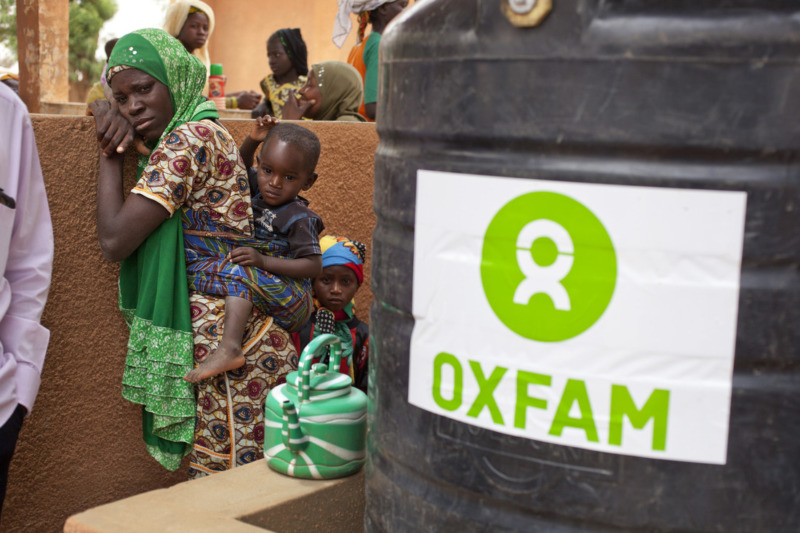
3;116;377;533
203;1;361;94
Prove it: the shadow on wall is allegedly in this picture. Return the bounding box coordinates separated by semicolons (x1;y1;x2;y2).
2;116;378;533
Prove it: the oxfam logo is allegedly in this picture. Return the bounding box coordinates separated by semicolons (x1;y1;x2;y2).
481;192;617;342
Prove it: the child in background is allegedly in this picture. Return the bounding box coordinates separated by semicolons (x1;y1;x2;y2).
251;28;309;119
292;236;369;393
85;38;119;111
183;118;324;382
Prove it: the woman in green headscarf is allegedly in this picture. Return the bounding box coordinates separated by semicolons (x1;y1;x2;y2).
281;60;367;122
91;28;297;477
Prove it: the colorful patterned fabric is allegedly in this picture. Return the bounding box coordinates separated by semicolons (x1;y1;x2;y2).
133;120;251;233
188;293;297;476
109;28;219;470
183;208;314;333
259;74;307;120
319;235;365;284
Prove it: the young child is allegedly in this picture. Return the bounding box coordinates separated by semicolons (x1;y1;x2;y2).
250;29;309;119
292;236;369;393
183;119;324;382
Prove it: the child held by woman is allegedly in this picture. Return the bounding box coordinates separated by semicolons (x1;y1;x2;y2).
183;118;324;382
292;236;369;392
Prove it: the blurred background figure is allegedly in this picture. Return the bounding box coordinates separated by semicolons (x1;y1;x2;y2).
163;0;214;92
282;61;366;122
85;38;119;113
0;71;19;95
250;29;308;119
333;0;408;121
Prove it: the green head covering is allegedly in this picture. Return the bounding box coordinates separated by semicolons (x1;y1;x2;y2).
108;28;218;156
311;61;366;122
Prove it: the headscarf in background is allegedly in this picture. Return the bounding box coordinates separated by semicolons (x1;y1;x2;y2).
319;235;365;284
275;28;309;77
332;0;395;48
106;28;218;471
311;61;367;122
163;0;216;78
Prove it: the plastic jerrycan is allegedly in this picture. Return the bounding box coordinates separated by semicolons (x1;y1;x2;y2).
368;0;800;531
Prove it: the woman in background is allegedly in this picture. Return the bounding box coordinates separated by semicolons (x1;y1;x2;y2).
163;0;214;78
282;61;366;122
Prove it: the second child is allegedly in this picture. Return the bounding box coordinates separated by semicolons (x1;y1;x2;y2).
292;236;369;392
184;118;324;382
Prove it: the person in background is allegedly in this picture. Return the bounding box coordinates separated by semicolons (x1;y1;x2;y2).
249;29;309;119
164;0;261;110
0;71;19;94
292;236;369;393
85;38;119;112
282;61;366;122
333;0;409;121
0;82;54;521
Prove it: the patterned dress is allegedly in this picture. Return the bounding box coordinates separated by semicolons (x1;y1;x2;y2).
259;74;307;119
131;119;298;477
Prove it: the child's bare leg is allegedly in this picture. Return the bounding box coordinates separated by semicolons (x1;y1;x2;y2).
184;296;252;383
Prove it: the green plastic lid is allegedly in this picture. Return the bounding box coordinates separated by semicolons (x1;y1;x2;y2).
210;63;223;75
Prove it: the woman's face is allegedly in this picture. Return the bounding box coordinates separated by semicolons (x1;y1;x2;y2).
178;12;209;53
110;69;174;142
298;70;322;119
266;35;294;78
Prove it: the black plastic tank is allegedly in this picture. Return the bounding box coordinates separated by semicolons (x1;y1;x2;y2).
368;0;800;531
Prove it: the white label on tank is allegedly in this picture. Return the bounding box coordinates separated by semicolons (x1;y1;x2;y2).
408;170;747;465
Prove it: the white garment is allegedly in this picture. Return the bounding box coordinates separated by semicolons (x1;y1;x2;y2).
332;0;394;48
0;83;53;425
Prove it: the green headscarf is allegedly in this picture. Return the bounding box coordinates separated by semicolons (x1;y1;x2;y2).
107;28;219;156
108;29;218;471
311;61;367;122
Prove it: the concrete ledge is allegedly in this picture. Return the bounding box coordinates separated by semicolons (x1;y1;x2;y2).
37;101;256;119
63;462;364;533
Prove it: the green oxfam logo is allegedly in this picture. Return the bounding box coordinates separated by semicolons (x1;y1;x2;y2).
481;191;617;342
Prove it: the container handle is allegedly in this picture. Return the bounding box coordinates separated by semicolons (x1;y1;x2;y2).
297;334;343;403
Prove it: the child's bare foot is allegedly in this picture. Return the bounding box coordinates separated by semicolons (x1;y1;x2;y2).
184;344;245;383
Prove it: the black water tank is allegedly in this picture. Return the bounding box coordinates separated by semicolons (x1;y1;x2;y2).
368;0;800;531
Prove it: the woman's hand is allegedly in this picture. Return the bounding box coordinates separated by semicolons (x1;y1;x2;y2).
89;99;137;157
281;89;314;120
236;90;262;110
249;115;279;142
229;246;267;270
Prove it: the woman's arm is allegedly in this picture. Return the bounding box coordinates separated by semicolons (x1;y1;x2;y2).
92;101;170;262
229;248;322;279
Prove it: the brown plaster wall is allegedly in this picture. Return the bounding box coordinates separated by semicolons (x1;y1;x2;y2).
202;1;360;94
2;116;377;533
